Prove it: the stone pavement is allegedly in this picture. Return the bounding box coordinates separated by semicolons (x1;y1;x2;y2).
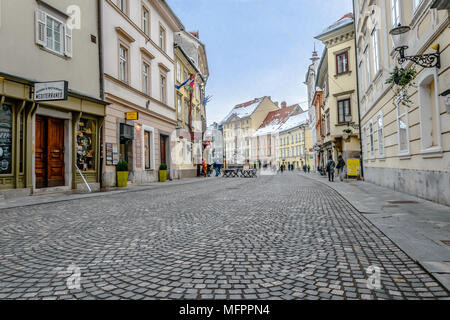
0;173;448;300
302;171;450;291
0;177;204;210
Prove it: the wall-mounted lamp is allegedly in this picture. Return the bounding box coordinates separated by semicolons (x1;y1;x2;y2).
390;24;440;68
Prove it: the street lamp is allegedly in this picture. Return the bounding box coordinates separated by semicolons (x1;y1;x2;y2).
389;24;441;69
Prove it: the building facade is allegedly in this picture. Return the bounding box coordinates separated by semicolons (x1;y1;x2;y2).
101;0;184;186
354;0;450;205
277;112;314;170
173;31;209;178
222;97;279;167
315;14;361;177
0;0;107;198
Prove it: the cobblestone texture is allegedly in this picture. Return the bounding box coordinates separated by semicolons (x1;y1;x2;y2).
0;174;448;300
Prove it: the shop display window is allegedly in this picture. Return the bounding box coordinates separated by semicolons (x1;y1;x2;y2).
0;104;13;175
77;118;96;171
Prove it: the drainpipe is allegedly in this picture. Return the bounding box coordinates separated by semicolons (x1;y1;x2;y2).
352;5;364;181
97;0;105;188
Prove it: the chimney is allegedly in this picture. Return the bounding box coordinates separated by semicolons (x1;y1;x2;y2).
281;101;287;109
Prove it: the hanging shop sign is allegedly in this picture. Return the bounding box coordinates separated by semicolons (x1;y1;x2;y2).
126;112;139;120
347;158;360;176
34;81;68;101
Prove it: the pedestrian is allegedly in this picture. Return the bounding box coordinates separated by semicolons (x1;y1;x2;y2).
326;156;336;182
336;155;346;182
307;164;310;173
303;164;307;173
202;160;207;178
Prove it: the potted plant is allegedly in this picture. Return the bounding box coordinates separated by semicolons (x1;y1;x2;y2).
386;66;417;106
116;160;128;188
343;128;352;140
159;163;168;182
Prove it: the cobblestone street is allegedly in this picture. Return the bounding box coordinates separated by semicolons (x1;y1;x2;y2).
0;173;448;300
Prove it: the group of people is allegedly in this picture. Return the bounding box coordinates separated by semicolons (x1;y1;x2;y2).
325;155;346;182
279;163;311;173
201;160;223;177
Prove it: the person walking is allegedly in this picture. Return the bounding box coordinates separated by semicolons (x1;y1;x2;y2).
336;155;346;182
202;160;207;178
326;156;336;182
307;164;311;173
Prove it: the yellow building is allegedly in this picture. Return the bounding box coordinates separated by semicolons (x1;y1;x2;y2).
315;13;361;176
354;0;450;205
222;97;279;167
277;112;314;170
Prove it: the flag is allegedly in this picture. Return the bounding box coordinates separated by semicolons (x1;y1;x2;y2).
175;77;190;90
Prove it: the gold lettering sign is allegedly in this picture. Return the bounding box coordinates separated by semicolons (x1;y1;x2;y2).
126;112;139;120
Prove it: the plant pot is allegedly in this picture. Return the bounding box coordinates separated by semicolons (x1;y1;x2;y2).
159;170;167;182
117;171;128;188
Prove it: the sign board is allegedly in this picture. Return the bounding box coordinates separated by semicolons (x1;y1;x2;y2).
106;143;113;165
347;158;360;176
34;81;68;101
126;112;139;120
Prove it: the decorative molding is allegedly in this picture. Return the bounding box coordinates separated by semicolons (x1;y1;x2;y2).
140;47;155;59
158;62;170;73
115;27;135;43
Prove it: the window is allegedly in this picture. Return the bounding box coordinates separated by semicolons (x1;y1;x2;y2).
142;62;150;95
337;99;351;124
184;100;189;125
177;95;182;120
118;0;127;13
358;60;365;93
418;72;441;151
77;118;96;172
369;121;374;158
160;74;166;104
35;10;72;57
326;114;330;135
144;131;152;170
362;126;367;160
414;0;423;10
377;113;385;157
142;7;150;36
336;51;349;74
391;0;401;28
159;26;166;51
364;46;371;85
371;28;380;74
0;104;13;175
396;92;409;154
176;61;181;83
119;45;128;83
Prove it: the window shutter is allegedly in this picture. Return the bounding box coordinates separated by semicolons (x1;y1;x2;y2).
64;25;73;58
35;9;46;46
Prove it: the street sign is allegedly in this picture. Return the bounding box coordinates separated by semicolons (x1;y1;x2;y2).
34;81;68;101
347;158;360;176
126;112;139;120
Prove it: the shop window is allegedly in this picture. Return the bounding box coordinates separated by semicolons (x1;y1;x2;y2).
77;119;96;171
419;72;441;151
19;112;24;173
144;131;152;170
0;104;13;175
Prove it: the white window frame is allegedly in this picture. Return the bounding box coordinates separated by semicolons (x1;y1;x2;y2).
119;45;128;83
371;27;380;75
142;6;150;36
142;61;150;95
391;0;401;28
176;61;181;83
35;9;72;58
142;125;155;170
395;91;410;156
418;69;442;156
364;45;371;86
369;120;374;159
160;73;167;104
362;126;368;161
377;112;385;158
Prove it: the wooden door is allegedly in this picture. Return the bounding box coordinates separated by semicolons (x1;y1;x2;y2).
47;118;65;187
160;135;166;165
35;115;47;189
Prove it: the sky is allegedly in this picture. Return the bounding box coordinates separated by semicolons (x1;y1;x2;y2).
166;0;353;125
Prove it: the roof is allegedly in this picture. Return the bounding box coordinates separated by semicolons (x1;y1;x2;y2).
278;112;309;133
253;105;296;136
316;13;353;38
221;97;267;124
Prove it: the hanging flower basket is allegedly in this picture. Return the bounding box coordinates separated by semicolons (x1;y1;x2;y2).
386;66;417;106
